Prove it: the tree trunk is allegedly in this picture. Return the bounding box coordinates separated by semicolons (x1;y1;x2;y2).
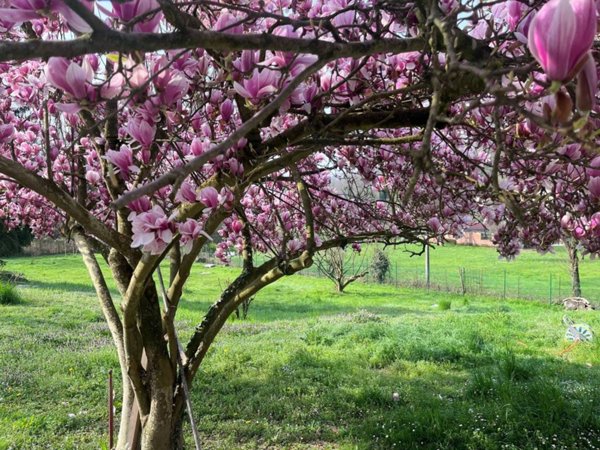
114;284;178;450
115;382;138;450
565;238;582;297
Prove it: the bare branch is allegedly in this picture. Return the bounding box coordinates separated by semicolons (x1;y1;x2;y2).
0;30;424;62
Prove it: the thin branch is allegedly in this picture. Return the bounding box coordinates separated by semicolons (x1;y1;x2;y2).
113;57;330;207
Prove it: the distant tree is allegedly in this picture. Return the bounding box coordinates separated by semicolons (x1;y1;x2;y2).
564;237;582;297
315;246;368;293
371;250;390;284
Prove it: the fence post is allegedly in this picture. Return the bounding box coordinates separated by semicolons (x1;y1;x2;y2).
425;241;430;289
503;269;507;300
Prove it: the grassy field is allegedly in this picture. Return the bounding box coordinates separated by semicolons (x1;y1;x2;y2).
2;255;600;449
272;243;600;303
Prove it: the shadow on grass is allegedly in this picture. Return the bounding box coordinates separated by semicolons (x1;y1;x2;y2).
178;295;434;323
19;279;121;298
191;343;600;450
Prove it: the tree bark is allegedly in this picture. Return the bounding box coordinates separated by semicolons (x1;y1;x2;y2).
565;238;582;297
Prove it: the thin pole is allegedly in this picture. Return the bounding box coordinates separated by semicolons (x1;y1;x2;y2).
425;240;430;289
503;269;507;300
108;369;114;449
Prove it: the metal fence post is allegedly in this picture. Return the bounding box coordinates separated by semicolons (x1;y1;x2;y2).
425;242;430;289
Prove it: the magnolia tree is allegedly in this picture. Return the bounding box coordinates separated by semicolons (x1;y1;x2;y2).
1;0;600;448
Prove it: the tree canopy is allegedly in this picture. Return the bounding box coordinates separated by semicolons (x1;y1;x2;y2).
0;0;599;448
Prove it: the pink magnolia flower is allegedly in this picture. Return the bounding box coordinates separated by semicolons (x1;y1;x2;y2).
0;124;15;143
85;170;101;184
46;57;93;100
586;156;600;177
588;176;600;199
233;69;281;105
0;0;95;32
218;187;234;209
126;62;150;88
287;239;303;253
100;73;125;100
188;137;209;157
220;99;234;121
127;196;152;215
427;217;442;233
153;64;189;105
130;205;175;254
514;11;534;44
507;1;526;30
199;186;219;211
527;0;596;81
230;219;243;233
178;219;211;255
127;116;155;148
99;0;162;32
439;0;458;14
105;145;139;179
226;158;244;177
174;181;198;203
561;213;574;230
214;10;243;34
233;50;259;75
575;52;597;111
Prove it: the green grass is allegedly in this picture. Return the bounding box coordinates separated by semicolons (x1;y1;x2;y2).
2;255;600;449
0;282;21;305
274;243;600;303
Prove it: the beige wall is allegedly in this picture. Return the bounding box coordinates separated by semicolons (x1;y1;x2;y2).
23;238;79;256
455;231;494;247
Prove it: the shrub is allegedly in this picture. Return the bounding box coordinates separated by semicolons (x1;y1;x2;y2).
370;250;390;283
0;281;21;305
438;299;452;310
0;222;33;257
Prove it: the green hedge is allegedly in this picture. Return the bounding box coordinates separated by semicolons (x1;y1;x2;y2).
0;222;33;257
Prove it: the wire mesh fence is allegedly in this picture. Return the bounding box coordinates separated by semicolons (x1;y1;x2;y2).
221;251;596;304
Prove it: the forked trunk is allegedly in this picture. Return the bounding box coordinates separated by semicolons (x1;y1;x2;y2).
114;385;187;450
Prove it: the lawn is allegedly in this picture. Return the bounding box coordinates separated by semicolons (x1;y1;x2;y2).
1;254;600;449
270;243;600;303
